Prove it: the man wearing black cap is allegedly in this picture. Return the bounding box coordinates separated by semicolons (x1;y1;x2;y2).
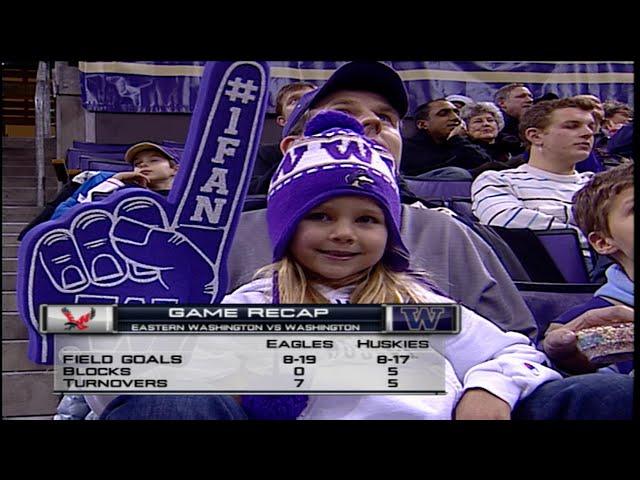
250;62;409;195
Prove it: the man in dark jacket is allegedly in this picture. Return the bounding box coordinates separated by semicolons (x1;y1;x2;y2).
494;83;533;156
400;99;493;178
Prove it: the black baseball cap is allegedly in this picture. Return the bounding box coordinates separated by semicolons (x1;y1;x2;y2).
282;61;409;137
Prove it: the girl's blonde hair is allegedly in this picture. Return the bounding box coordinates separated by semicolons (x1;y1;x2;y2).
256;255;434;304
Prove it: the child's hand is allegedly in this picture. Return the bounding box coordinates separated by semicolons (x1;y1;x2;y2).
454;388;511;420
114;171;150;188
543;305;634;374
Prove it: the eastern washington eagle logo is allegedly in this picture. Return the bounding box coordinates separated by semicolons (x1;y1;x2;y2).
345;171;375;188
61;307;95;330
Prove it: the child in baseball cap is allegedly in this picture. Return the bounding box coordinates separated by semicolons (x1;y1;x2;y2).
121;141;181;192
51;142;182;220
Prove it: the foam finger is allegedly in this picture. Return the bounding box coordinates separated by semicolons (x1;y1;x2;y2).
71;210;129;287
36;229;91;292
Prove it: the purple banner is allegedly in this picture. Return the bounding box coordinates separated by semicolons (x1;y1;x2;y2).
80;61;634;115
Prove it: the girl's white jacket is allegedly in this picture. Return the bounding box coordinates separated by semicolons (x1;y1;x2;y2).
223;277;562;420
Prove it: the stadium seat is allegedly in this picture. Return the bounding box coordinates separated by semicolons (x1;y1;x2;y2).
79;156;132;173
66;149;126;170
162;140;186;149
447;197;475;223
515;282;599;343
489;226;587;283
242;194;267;211
536;230;591;283
466;222;531;282
403;177;472;201
72;141;132;153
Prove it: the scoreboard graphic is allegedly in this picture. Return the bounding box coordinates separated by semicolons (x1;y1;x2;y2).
44;304;460;394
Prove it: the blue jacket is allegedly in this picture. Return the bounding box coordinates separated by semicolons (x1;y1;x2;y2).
51;172;116;220
575;150;605;173
607;123;633;158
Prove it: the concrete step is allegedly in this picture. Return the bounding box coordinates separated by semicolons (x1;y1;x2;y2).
2;140;36;150
3;273;16;289
3;259;18;273
2;371;59;417
3;340;46;372
2;158;36;166
1;156;57;167
3;292;17;311
3;312;28;340
2;223;28;234
3;245;18;257
1;165;58;177
3;187;59;206
2;138;56;156
2;232;21;243
2;137;55;149
3;206;41;222
3;177;40;188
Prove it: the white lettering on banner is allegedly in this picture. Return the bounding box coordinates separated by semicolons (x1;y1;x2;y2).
224;107;242;135
201;168;229;195
188;75;261;226
213;137;240;165
189;197;228;224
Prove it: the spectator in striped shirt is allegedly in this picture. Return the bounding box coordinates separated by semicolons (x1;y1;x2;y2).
471;97;597;261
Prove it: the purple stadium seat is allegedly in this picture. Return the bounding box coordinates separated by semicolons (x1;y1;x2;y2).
79;156;132;173
536;230;591;283
242;195;267;211
403;177;472;201
162;140;186;149
489;226;590;283
515;282;599;343
66;149;126;170
72;141;132;153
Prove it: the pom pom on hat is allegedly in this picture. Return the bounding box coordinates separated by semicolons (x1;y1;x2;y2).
303;110;365;136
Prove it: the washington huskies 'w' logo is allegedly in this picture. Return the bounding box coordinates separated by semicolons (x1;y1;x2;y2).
321;139;373;163
61;307;95;330
400;306;444;330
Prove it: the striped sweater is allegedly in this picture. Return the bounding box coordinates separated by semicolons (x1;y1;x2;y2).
471;163;594;261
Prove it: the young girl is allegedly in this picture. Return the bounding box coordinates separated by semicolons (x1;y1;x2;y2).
223;111;562;420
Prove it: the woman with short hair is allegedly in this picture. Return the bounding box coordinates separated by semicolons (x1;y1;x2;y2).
459;102;524;176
